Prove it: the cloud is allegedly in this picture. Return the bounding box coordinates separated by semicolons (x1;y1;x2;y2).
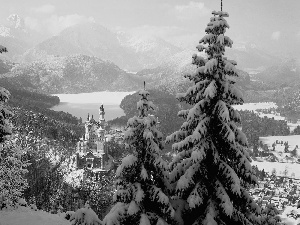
271;31;281;40
174;1;211;21
46;14;95;35
24;14;95;35
24;17;39;31
122;25;185;39
31;4;56;14
116;25;202;49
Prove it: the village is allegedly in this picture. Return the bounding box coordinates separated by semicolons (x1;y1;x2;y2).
248;134;300;222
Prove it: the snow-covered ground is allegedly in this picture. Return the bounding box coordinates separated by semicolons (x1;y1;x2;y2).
280;206;300;225
260;135;300;149
258;113;285;120
254;135;300;178
233;102;300;132
232;102;277;111
0;207;71;225
64;169;84;187
251;161;300;179
52;91;135;105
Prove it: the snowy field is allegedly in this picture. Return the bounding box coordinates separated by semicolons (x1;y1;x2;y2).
281;206;300;225
259;135;300;149
255;135;300;178
53;91;135;105
232;102;277;111
0;207;71;225
251;161;300;179
233;102;300;132
258;113;285;120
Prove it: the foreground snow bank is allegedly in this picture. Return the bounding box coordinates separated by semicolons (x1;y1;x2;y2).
70;204;102;225
0;206;71;225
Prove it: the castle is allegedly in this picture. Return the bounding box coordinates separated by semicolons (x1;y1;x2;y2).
76;104;108;171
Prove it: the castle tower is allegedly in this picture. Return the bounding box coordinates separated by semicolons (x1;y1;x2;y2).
97;104;106;169
99;104;105;126
98;104;106;141
84;113;91;140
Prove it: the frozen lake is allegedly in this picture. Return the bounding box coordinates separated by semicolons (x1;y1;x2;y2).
51;91;135;121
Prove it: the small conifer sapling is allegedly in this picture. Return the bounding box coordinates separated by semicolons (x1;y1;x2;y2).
103;89;174;225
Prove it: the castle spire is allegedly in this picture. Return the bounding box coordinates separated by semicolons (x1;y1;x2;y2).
99;104;105;122
221;0;223;11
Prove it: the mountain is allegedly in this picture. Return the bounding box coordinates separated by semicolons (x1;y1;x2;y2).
226;42;281;71
0;54;144;94
21;22;182;72
0;15;283;74
0;14;44;61
0;58;15;74
134;49;252;94
252;58;300;89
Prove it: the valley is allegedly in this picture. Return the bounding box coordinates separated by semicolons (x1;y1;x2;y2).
1;4;300;225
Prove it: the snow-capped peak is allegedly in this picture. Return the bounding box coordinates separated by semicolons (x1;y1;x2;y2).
7;14;25;29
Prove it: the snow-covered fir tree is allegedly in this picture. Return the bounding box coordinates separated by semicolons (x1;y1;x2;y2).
70;202;102;225
0;88;28;207
166;10;261;225
103;89;174;225
0;138;28;207
260;203;281;225
0;87;12;142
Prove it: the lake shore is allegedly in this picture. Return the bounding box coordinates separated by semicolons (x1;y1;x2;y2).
51;91;135;121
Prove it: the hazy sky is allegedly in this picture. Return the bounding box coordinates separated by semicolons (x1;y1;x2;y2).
1;0;300;56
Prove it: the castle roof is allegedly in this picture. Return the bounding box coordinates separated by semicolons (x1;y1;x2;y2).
86;152;95;158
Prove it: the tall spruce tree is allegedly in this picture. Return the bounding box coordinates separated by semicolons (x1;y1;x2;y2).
0;45;11;142
103;89;174;225
0;87;12;142
0;80;28;206
166;10;261;225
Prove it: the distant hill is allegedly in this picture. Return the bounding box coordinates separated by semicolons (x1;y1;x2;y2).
135;50;252;94
252;58;300;89
226;43;281;71
109;89;187;137
1;54;145;94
